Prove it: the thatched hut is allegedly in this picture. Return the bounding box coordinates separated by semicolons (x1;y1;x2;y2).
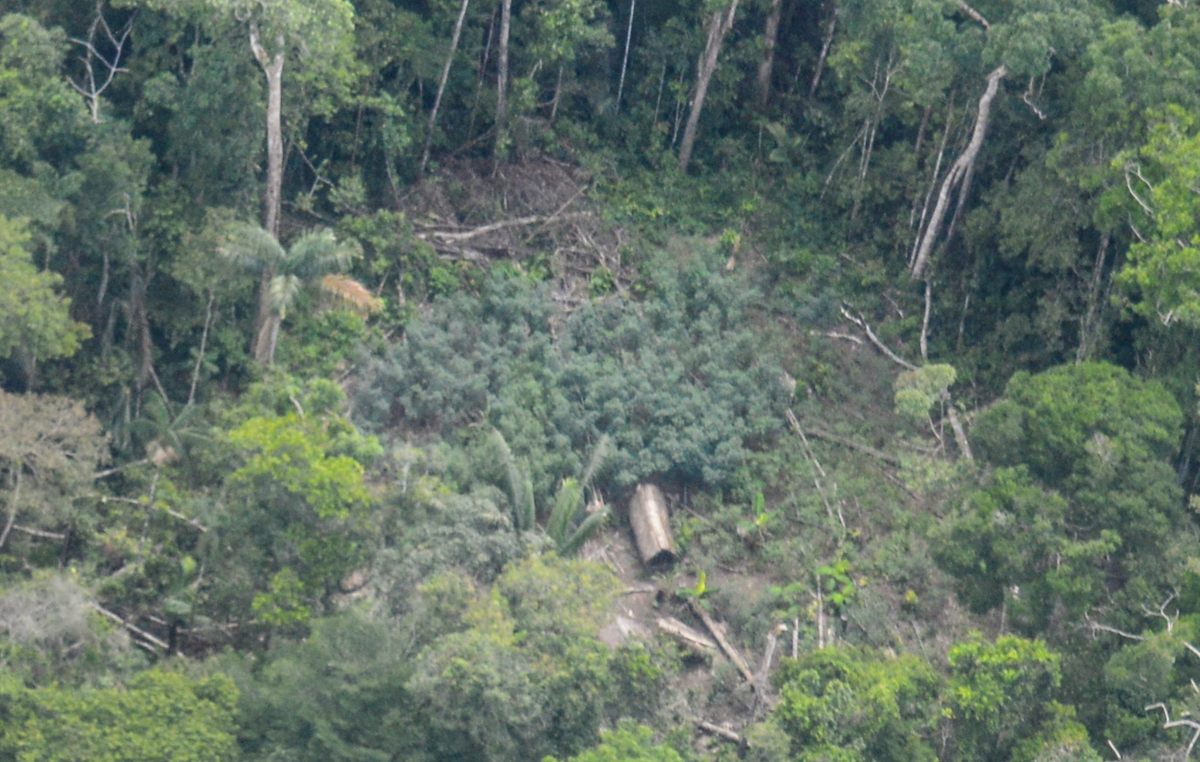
629;484;675;567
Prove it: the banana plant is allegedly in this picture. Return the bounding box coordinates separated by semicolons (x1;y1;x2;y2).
492;430;611;554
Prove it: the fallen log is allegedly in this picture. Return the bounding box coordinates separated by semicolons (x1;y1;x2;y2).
657;616;719;654
696;719;742;744
688;599;755;684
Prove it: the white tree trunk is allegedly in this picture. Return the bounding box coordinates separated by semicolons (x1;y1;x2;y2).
678;0;739;172
495;0;513;154
248;23;285;361
421;0;472;176
756;0;783;108
909;65;1006;280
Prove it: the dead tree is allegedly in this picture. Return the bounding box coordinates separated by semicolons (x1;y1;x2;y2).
1147;703;1200;760
67;2;133;124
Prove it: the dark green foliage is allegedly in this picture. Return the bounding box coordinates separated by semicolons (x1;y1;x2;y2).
357;243;788;497
222;613;422;762
773;646;941;762
935;363;1191;630
407;555;663;762
9;0;1200;758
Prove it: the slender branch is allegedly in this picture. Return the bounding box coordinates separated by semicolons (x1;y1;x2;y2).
809;2;838;98
1146;703;1200;759
93;458;151;480
920;279;932;361
97;495;207;532
800;419;902;466
187;291;215;407
956;0;989;29
0;466;22;550
91;603;169;652
421;0;471;176
12;525;65;540
839;306;918;370
616;0;636;110
785;409;836;517
1085;615;1144;641
1123;164;1156;218
1184;641;1200;662
688;599;756;685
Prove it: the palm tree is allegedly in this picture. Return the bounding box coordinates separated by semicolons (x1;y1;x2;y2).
219;223;378;365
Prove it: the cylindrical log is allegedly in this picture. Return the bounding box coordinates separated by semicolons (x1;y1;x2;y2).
629;484;675;566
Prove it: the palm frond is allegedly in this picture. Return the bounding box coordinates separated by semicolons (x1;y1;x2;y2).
267;274;303;318
517;467;536;532
548;478;583;546
320;274;382;316
287;228;360;278
579;434;611;490
492;428;533;531
560;506;609;556
219;222;285;271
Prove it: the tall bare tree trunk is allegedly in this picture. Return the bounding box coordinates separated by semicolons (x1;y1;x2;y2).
1077;230;1111;363
421;0;472;176
255;314;283;365
495;0;513;156
809;2;837;98
248;22;284;360
756;0;783;108
909;65;1006;280
616;0;636;110
249;24;284;238
678;0;739;172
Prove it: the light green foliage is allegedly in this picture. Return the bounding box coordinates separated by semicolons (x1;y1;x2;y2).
894;364;956;425
0;14;88;165
0;669;239;762
0;216;88;367
229;413;371;520
546;722;684;762
947;635;1065;762
1116;107;1200;328
218;388;380;626
408;555;639;762
773;646;941;762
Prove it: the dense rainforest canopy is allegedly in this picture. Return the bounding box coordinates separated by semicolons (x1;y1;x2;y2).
5;0;1200;759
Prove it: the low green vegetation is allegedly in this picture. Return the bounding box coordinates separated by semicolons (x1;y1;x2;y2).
6;0;1200;760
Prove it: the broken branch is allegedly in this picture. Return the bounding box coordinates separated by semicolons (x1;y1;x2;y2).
657;616;719;654
91;603;169;652
696;719;742;744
